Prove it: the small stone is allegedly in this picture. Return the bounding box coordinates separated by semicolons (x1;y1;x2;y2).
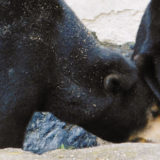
59;155;64;158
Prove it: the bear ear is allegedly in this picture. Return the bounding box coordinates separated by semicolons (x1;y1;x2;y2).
133;52;160;102
144;74;160;102
104;74;120;93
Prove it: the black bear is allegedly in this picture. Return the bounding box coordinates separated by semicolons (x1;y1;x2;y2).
0;0;154;148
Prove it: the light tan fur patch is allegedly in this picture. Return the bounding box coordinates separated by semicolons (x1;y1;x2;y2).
129;104;160;143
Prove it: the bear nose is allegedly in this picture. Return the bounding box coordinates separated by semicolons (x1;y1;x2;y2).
104;73;135;93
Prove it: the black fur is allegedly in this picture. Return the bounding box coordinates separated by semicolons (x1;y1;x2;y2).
133;0;160;102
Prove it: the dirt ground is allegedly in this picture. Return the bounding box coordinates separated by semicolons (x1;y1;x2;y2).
1;143;160;160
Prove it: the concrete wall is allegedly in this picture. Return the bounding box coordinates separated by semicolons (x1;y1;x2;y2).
65;0;150;44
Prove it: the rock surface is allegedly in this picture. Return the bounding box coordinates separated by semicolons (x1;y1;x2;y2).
65;0;150;44
1;143;160;160
23;112;97;154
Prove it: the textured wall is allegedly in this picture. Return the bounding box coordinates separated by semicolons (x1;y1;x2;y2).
65;0;150;44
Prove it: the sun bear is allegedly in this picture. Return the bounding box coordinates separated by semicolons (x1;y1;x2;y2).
0;0;154;147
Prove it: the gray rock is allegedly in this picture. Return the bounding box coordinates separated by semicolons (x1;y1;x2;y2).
23;112;97;154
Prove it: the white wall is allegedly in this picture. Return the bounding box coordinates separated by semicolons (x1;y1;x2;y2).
65;0;150;44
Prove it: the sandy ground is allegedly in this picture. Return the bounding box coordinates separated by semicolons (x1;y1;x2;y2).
1;143;160;160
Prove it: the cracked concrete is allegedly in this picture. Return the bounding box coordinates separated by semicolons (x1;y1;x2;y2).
65;0;150;44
